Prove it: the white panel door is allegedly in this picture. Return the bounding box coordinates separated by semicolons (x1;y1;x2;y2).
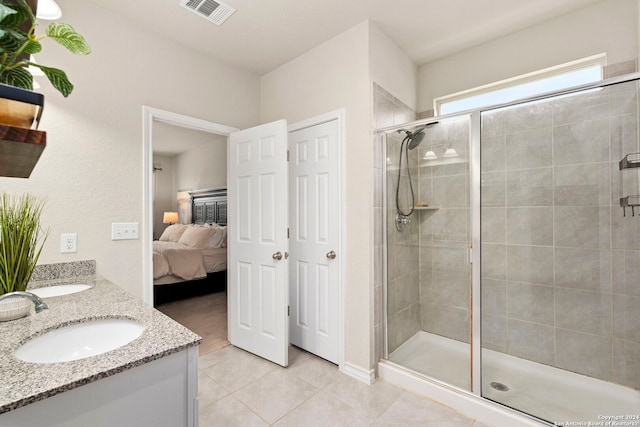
289;119;340;364
228;119;289;367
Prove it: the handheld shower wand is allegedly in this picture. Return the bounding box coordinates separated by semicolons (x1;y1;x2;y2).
394;122;437;231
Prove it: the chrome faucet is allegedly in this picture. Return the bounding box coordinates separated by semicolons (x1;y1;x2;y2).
0;291;48;313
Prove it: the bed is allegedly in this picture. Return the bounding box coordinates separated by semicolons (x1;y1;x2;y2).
153;188;227;305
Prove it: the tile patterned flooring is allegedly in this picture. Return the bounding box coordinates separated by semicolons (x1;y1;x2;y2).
198;345;491;426
158;292;492;426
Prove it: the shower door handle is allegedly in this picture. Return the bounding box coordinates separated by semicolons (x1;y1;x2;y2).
326;250;336;259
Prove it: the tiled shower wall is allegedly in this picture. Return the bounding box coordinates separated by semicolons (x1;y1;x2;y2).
416;118;471;344
372;83;417;361
480;78;640;390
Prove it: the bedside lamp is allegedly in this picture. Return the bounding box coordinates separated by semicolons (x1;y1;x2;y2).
163;212;179;225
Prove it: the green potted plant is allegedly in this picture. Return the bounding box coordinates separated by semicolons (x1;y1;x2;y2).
0;192;48;321
0;0;91;128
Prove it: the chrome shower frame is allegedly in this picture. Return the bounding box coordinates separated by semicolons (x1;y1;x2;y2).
377;71;640;422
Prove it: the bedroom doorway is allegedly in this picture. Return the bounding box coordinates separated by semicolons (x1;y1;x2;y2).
143;106;238;304
143;106;238;354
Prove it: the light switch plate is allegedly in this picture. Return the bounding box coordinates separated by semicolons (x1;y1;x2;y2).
111;223;139;240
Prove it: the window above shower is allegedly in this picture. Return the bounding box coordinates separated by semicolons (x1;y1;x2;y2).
434;53;605;116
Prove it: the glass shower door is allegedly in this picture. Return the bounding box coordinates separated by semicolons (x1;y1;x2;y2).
386;116;473;391
480;80;640;423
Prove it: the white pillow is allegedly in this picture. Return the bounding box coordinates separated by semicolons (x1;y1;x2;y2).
159;224;188;242
178;226;218;249
209;226;227;248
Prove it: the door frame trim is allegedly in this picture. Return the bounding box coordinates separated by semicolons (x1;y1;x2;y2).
288;108;346;371
142;106;238;305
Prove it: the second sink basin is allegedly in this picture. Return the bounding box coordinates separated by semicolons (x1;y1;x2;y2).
14;318;146;363
30;284;92;298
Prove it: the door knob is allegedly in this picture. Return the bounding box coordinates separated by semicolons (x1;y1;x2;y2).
326;250;336;259
272;251;283;260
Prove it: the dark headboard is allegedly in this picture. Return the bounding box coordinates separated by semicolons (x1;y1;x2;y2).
189;188;227;226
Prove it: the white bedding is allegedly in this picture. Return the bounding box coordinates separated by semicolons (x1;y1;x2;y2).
153;241;227;284
202;247;228;272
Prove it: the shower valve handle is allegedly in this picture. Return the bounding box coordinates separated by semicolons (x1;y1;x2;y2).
326;250;336;259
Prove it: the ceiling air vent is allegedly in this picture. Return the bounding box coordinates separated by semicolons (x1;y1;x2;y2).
180;0;236;26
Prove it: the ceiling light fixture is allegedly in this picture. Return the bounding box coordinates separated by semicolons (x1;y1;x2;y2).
36;0;62;20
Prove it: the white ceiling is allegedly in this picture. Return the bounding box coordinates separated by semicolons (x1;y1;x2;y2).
153;121;227;156
87;0;604;76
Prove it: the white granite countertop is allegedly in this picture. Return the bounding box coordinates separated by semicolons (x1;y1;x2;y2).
0;274;201;414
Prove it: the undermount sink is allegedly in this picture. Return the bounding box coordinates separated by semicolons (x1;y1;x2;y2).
30;284;92;298
14;318;146;363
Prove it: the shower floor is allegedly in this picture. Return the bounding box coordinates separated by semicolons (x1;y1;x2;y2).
389;331;640;424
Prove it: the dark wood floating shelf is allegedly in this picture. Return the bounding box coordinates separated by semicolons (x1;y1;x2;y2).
0;125;46;178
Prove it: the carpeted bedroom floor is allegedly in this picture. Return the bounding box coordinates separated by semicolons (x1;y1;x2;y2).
155;291;229;355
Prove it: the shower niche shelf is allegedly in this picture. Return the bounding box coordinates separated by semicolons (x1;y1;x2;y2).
420;158;467;168
415;206;439;210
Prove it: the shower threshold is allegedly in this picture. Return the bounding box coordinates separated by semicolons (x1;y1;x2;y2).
389;331;640;424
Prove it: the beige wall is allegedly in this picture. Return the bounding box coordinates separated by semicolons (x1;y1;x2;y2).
151;155;175;240
0;0;260;298
417;0;638;112
261;21;374;371
174;136;227;193
369;24;417;112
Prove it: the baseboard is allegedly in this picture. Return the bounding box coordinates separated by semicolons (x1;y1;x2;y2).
341;362;375;385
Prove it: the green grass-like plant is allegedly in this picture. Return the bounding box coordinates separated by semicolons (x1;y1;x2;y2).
0;193;48;295
0;0;91;97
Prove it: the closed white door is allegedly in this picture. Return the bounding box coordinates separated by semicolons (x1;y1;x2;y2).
228;119;289;367
289;119;340;364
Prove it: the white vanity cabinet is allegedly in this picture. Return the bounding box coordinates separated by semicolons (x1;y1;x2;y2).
0;347;199;427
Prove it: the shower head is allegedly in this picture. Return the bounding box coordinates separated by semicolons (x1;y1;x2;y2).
399;126;427;150
398;121;440;150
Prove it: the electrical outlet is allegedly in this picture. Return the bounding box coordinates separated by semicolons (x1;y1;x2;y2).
60;233;77;253
111;222;139;240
